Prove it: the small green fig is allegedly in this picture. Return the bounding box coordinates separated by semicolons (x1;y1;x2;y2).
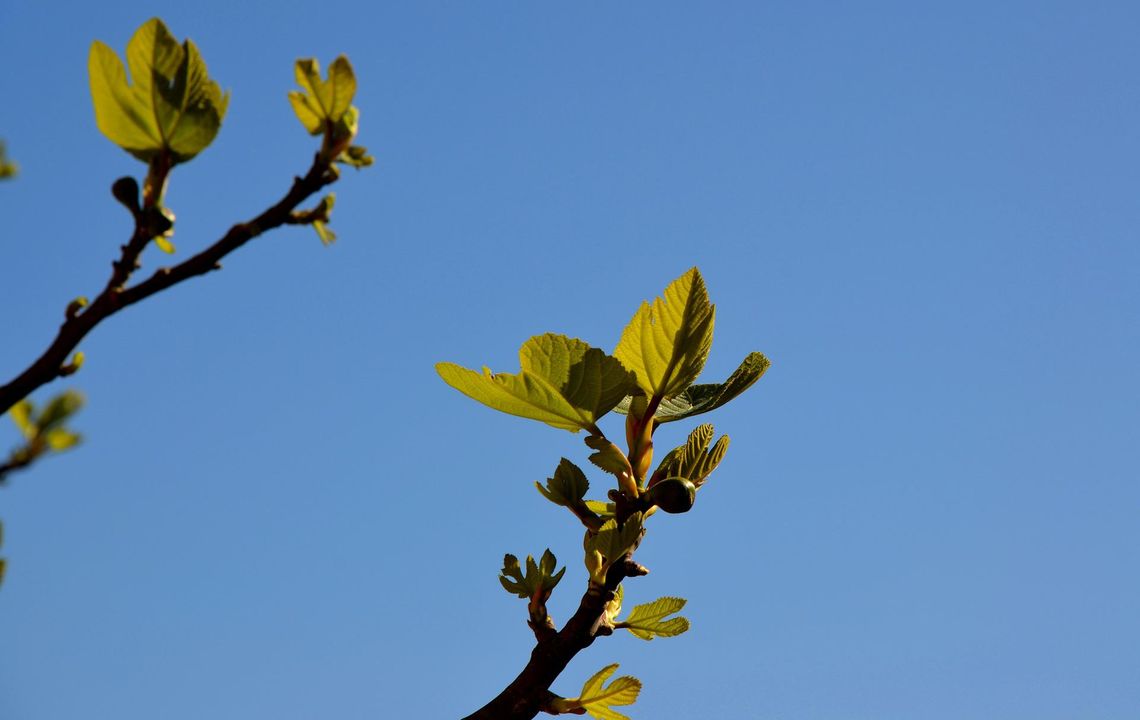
646;477;697;514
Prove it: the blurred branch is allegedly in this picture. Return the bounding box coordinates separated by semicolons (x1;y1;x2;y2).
0;153;338;418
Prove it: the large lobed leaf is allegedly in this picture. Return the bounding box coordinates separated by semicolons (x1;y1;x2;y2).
436;333;635;433
615;350;770;423
89;18;228;163
614;267;715;402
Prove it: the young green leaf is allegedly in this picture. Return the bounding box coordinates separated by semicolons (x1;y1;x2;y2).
584;436;634;481
615;351;770;423
288;56;357;133
554;664;642;720
617;596;690;640
89;18;228;163
9;400;35;440
436;334;636;433
313;194;337;245
499;550;566;600
38;390;85;431
535;458;590;507
584;499;616;517
614;267;715;402
653;424;729;488
586;512;644;582
44;429;82;452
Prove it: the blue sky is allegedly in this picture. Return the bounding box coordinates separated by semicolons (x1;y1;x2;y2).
2;2;1139;718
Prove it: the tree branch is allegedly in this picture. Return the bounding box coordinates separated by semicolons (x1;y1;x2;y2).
0;154;337;418
462;554;649;720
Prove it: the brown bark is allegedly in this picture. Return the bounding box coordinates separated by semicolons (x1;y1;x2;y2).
0;155;337;420
462;557;646;720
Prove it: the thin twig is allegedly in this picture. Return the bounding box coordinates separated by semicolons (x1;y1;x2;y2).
0;154;336;419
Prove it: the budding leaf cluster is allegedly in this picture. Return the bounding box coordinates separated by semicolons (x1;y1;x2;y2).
89;18;228;164
499;550;565;600
289;56;373;169
4;391;85;477
437;268;769;716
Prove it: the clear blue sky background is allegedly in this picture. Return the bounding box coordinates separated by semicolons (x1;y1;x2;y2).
2;2;1138;718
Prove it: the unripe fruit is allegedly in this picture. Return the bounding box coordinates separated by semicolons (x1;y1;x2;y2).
646;477;697;514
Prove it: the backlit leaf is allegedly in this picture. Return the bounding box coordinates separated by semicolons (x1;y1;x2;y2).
288;56;357;134
88;18;228;163
536;458;589;507
38;390;85;431
619;596;690;640
573;664;642;720
44;429;82;452
584;436;633;480
654;424;729;488
587;513;644;575
437;334;635;433
614;267;715;401
499;550;566;599
9;400;35;440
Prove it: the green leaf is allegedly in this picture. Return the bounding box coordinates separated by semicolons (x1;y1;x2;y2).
88;18;228;163
38;391;85;431
584;499;615;517
614;267;715;401
9;400;35;440
536;458;589;507
587;512;644;571
618;351;770;423
584;435;633;480
605;584;624;624
499;550;566;600
312;193;337;245
437;334;636;433
619;596;690;640
43;429;82;452
653;424;729;488
288;56;357;134
568;664;643;720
